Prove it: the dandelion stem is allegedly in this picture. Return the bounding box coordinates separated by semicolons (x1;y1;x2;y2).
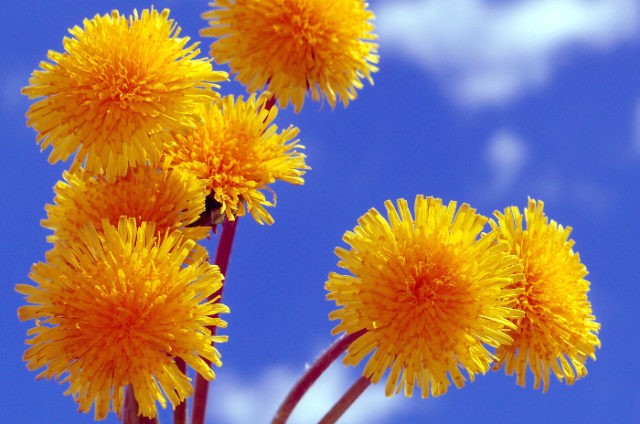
123;385;157;424
264;93;277;111
191;218;239;424
271;329;366;424
319;375;371;424
123;386;137;424
173;358;187;424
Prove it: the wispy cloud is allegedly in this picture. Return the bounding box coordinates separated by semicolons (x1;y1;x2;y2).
1;71;29;113
206;363;414;424
633;100;640;156
477;128;613;215
375;0;640;107
485;128;529;195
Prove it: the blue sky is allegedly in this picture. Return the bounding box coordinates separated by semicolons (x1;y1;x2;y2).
2;0;639;423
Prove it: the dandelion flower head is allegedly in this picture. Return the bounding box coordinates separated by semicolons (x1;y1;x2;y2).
326;196;524;398
42;165;210;244
16;218;229;420
23;8;227;181
490;198;601;391
201;0;379;112
165;93;308;225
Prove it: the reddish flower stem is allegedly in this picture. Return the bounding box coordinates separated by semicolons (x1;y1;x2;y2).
191;218;239;424
173;358;187;424
264;93;277;111
271;329;366;424
318;376;371;424
123;385;157;424
123;385;137;424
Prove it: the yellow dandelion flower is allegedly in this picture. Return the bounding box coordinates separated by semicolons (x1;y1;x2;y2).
490;198;601;391
326;195;524;398
16;218;228;420
42;165;210;244
201;0;379;112
166;94;308;225
23;8;228;181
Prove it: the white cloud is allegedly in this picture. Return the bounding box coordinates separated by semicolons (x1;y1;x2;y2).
206;363;413;424
485;128;529;193
375;0;640;107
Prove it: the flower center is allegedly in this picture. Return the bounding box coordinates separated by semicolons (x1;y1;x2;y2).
403;249;458;308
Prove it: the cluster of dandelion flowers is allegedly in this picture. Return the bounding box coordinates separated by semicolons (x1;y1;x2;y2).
165;93;308;225
326;196;524;398
23;8;228;181
201;0;379;112
42;165;210;245
490;199;601;391
16;218;229;419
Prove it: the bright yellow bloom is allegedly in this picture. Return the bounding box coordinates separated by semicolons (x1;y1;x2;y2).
201;0;379;112
326;196;523;398
490;198;601;391
165;94;308;225
42;165;210;244
23;8;227;181
16;218;228;420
